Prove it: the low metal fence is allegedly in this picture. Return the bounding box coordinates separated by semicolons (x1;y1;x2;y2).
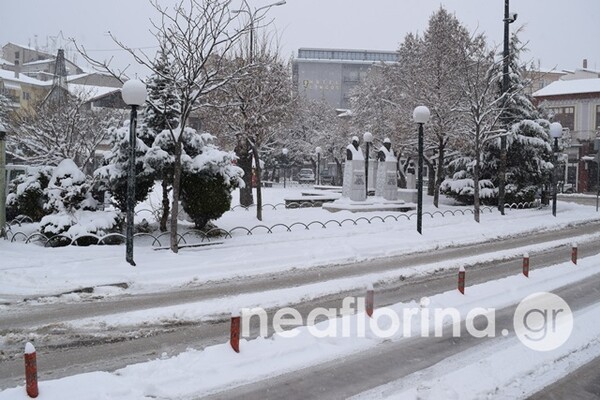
2;202;540;248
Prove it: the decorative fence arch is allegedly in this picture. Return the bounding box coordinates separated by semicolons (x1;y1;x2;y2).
4;202;537;247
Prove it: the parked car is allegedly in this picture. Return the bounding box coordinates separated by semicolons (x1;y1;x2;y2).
560;183;574;194
297;168;315;183
319;172;334;185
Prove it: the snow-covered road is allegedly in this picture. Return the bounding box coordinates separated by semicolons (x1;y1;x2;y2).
2;190;600;398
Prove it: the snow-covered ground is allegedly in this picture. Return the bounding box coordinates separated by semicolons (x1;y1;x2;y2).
2;186;600;399
1;186;598;301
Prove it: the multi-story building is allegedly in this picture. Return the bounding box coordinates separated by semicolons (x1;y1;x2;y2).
292;47;398;110
533;76;600;193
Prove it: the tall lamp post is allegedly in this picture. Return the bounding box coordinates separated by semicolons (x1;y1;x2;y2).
282;148;288;188
413;106;430;235
0;124;6;238
550;122;563;217
315;146;322;185
233;0;286;64
363;132;373;197
498;0;518;216
121;80;147;266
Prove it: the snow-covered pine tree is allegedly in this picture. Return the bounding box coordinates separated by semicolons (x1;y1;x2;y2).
445;31;553;206
95;124;156;212
45;159;96;214
6;166;54;222
40;159;121;244
141;49;181;231
487;31;553;204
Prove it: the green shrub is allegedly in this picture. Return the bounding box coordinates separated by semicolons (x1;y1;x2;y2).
179;170;233;230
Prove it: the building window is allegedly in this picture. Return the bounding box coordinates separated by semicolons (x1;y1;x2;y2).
548;106;575;131
596;105;600;131
15;51;20;60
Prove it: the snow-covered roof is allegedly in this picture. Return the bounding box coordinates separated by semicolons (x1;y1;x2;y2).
532;78;600;97
0;57;14;66
69;83;120;101
67;72;115;82
23;58;54;66
0;68;46;86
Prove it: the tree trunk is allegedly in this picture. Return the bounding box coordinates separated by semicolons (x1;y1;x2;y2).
433;142;445;208
251;143;263;221
159;177;170;232
310;158;317;180
170;143;182;253
235;140;253;207
425;158;435;196
334;158;343;186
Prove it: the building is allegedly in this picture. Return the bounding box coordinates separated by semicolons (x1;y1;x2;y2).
1;42;124;112
533;77;600;193
292;47;398;110
0;68;49;111
524;68;565;96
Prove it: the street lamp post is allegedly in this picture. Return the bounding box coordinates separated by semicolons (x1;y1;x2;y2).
0;124;6;238
413;106;431;235
363;132;373;197
315;146;322;186
282;148;288;188
498;0;518;216
121;80;148;266
550;122;563;217
232;0;286;64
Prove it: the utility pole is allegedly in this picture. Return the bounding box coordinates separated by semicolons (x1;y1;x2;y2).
498;0;516;215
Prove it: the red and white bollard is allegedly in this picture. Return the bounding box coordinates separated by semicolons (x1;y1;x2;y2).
458;266;466;295
366;284;374;318
572;243;578;265
24;342;38;398
523;253;530;277
230;312;240;353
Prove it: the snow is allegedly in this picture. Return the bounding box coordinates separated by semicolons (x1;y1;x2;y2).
69;84;119;101
2;252;600;399
0;69;45;86
2;188;600;398
1;187;598;300
24;342;35;355
352;302;600;399
533;78;600;97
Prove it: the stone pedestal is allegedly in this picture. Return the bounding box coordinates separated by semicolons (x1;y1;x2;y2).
398;189;418;203
343;160;366;202
406;173;416;190
367;160;377;194
375;161;398;201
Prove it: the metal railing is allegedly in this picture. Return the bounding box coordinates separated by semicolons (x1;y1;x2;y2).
3;202;543;248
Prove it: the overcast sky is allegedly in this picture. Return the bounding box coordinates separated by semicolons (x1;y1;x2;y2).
1;0;598;76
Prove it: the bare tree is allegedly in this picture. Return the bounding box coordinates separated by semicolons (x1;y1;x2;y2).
228;42;293;221
8;93;115;171
455;37;506;222
284;97;344;183
76;0;252;253
391;8;473;206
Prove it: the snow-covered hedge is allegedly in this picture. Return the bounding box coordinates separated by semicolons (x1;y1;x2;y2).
6;166;54;222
